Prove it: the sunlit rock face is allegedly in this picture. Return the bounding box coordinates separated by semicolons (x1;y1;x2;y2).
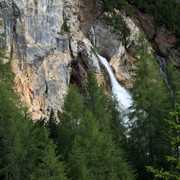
0;0;71;119
0;0;103;119
0;0;141;119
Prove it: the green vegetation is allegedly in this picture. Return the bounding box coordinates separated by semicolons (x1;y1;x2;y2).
147;104;180;180
0;72;67;179
0;30;67;179
101;0;133;16
125;35;179;179
102;13;130;45
0;8;180;179
101;0;132;45
166;58;180;106
101;0;180;43
0;32;134;179
45;73;135;180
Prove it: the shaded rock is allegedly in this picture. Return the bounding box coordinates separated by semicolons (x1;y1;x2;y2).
134;8;178;60
0;0;145;120
133;9;156;40
89;19;120;59
155;27;176;56
89;12;140;88
171;46;180;67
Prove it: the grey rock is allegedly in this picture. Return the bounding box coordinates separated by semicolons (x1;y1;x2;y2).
89;20;120;59
0;0;71;119
171;46;180;67
56;35;69;52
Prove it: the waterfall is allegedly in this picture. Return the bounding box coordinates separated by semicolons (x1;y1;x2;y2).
156;54;173;96
97;55;132;113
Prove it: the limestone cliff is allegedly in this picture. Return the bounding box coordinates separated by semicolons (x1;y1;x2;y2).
0;0;148;119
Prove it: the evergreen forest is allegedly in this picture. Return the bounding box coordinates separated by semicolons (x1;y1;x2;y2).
0;0;180;180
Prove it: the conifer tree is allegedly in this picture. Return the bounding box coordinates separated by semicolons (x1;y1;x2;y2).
57;81;135;180
86;72;112;132
68;106;135;180
0;74;67;180
147;103;180;180
0;31;67;179
0;52;29;179
29;123;67;180
56;85;85;161
127;35;172;179
86;72;127;147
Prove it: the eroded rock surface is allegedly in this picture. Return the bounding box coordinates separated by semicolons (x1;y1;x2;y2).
0;0;140;119
90;12;140;88
0;0;104;119
1;0;72;119
134;8;179;65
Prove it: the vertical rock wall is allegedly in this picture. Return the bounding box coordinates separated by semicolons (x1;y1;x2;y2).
1;0;71;119
0;0;140;119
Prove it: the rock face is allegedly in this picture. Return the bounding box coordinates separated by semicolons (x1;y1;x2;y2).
90;12;140;88
134;8;179;66
0;0;139;119
1;0;71;119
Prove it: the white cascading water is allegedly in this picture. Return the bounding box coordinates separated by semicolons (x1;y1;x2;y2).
97;55;132;115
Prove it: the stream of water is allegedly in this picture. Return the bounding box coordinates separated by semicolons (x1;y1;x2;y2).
155;54;173;95
97;55;132;114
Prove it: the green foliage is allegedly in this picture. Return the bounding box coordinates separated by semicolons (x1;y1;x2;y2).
101;0;133;16
46;110;59;141
86;72;127;147
67;84;134;179
56;85;85;160
0;20;6;63
147;104;180;180
86;72;111;131
0;48;29;179
126;34;173;179
166;58;180;105
46;73;135;179
0;31;67;179
101;0;131;45
68;108;134;180
0;78;67;179
30;123;67;180
102;13;130;45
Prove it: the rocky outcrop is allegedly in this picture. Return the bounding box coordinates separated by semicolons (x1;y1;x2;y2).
0;0;140;119
0;0;104;119
134;8;179;66
1;0;71;119
90;11;140;88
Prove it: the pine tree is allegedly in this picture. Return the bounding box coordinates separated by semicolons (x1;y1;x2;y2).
56;85;85;161
86;72;112;132
0;76;67;180
86;72;127;148
147;103;180;180
166;58;180;107
57;82;135;179
45;79;135;179
108;97;127;148
0;77;30;179
46;110;59;141
67;110;96;180
127;35;172;179
0;31;67;179
29;123;67;180
68;109;135;180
